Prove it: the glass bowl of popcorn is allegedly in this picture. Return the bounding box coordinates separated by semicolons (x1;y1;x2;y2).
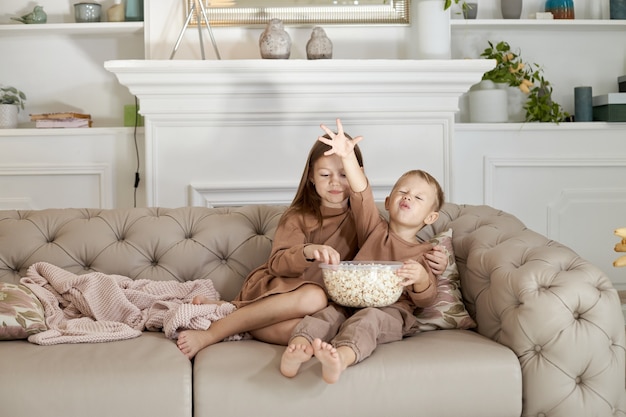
320;261;404;308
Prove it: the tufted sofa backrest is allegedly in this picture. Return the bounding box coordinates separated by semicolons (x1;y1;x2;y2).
0;206;285;301
2;203;624;415
418;203;626;417
417;203;530;325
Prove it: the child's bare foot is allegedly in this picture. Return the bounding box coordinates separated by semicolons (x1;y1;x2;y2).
280;342;313;378
312;338;343;384
177;329;217;359
192;295;225;305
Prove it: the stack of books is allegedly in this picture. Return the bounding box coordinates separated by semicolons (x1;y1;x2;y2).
30;112;92;128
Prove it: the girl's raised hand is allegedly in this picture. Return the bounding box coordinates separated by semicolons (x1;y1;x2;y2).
318;118;363;158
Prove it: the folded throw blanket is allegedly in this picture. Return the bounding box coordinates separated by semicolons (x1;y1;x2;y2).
21;262;239;345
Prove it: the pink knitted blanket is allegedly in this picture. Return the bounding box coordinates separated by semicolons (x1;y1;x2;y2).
20;262;239;346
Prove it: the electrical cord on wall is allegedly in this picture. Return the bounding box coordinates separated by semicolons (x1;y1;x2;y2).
133;95;140;208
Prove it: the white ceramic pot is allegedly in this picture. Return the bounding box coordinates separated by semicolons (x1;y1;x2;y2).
498;83;527;122
413;0;451;59
0;104;19;128
469;82;509;123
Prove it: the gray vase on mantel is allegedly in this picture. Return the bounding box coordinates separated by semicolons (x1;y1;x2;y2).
259;19;291;59
501;0;523;18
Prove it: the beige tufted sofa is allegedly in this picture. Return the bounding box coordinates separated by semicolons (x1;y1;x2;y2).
0;203;624;417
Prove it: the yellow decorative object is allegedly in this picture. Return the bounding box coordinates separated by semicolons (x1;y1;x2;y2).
614;227;626;267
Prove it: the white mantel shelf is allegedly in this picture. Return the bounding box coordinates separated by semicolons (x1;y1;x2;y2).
105;59;493;208
105;59;495;114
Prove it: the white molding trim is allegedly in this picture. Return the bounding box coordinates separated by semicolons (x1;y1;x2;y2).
105;60;495;110
484;157;626;205
0;198;33;210
547;187;626;240
189;184;296;207
146;115;454;207
189;183;395;207
0;164;112;209
146;120;158;207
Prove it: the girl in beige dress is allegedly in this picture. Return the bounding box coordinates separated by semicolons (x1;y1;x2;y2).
177;134;364;359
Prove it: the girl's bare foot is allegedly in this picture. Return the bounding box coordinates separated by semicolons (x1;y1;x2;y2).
280;343;313;378
312;338;343;384
192;295;225;305
177;329;218;359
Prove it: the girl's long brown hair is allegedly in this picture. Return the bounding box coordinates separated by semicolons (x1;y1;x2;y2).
282;133;363;229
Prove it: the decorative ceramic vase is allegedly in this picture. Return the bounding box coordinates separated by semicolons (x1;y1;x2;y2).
0;104;19;129
107;3;125;22
10;5;47;24
501;0;523;18
545;0;575;19
469;81;509;123
610;0;626;19
125;0;143;21
259;19;291;59
463;2;478;19
306;27;333;60
413;0;451;60
588;0;603;18
574;86;593;122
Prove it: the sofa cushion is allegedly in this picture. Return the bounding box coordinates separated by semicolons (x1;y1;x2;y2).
0;282;46;340
192;330;522;417
415;228;477;331
0;332;192;417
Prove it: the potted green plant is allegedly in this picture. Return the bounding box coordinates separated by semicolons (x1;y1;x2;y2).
479;41;569;123
0;86;27;129
1;86;27;110
443;0;465;9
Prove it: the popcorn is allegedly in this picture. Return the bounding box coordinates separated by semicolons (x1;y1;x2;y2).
320;261;404;308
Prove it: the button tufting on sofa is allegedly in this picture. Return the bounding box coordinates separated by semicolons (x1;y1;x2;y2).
0;203;624;417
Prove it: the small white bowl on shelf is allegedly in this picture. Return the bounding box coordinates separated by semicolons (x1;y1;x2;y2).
74;3;102;23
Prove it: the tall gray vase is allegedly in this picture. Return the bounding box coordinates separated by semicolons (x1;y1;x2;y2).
501;0;523;18
611;0;626;19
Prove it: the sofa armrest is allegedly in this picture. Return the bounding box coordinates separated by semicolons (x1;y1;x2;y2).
437;204;626;416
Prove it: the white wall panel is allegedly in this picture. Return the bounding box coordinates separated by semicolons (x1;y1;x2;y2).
0;164;109;209
453;123;626;288
0;128;144;209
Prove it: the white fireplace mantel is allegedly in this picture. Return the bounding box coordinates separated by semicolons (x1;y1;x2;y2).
105;59;493;207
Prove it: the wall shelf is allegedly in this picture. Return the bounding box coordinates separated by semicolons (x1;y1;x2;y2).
0;127;142;138
451;19;626;31
0;22;143;35
455;122;626;131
